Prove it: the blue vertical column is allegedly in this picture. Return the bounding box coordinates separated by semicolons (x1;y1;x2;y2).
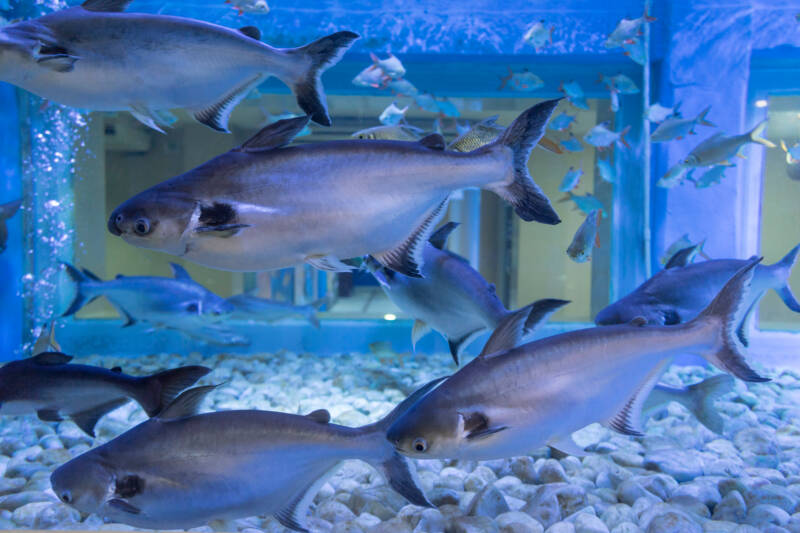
0;85;22;359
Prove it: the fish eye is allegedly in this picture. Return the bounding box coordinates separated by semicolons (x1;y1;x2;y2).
60;490;72;504
412;437;427;452
185;303;199;313
134;218;151;236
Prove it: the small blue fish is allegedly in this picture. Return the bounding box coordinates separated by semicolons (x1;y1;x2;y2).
499;67;544;92
549;112;576;132
605;10;656;49
560;192;607;217
437;98;460;118
414;92;440;114
559;166;583;192
386;78;419;96
656;163;693;188
559;80;589;110
597;157;616;184
598;73;640;95
622;39;646;66
522;20;554;52
559;133;584;152
646;102;680;123
370;52;406;79
567;209;602;263
584;122;630;149
693;165;728;188
379;102;408;126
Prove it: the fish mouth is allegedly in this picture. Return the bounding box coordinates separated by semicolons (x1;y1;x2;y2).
107;213;122;236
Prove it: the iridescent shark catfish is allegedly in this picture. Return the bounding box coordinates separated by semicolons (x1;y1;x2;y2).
108;100;563;277
0;0;358;131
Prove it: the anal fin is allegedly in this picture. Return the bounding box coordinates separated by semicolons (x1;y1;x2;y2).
275;463;342;533
193;74;265;133
129;104;168;133
71;398;129;437
547;434;587;457
37;409;63;422
608;358;672;436
448;328;485;366
373;198;449;278
411;320;431;350
305;255;356;272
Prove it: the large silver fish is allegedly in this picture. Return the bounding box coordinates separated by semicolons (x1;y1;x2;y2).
595;244;799;346
0;0;358;131
61;262;233;325
227;293;327;328
0;198;21;254
0;352;209;436
682;120;776;167
51;383;434;532
386;260;768;461
366;222;569;364
108;100;563;277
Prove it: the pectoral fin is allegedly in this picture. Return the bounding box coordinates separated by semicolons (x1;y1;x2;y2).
305;409;331;424
547;434;587;457
106;498;141;515
34;44;78;72
129;104;168;134
194;223;251;237
459;412;508;441
411;320;432;350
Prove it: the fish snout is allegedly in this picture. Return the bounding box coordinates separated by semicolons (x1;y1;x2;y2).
108;212;123;236
108;209;152;238
58;489;73;505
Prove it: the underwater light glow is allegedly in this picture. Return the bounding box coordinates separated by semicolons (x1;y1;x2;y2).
383;313;397;321
755;99;768;108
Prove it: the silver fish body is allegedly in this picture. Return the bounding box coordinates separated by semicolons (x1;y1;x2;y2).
595;245;800;333
0;352;208;436
387;261;767;461
352;124;424;141
683;121;775;167
566;209;601;263
109;102;563;276
51;385;433;531
651;107;714;143
0;1;357;129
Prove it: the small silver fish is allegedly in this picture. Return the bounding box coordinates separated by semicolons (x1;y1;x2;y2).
683;121;776;167
0;198;21;254
52;383;433;531
499;67;544;92
596;157;616;184
366;223;568;364
584;122;630;149
559;80;589;110
605;10;656;49
646;102;680;123
598;73;640;94
227;293;327;328
370;52;406;79
692;165;728;188
352;64;388;88
644;375;735;434
559;132;584;152
0;352;208;436
559;191;606;217
522;20;553;52
109;102;564;276
656;162;693;188
378;102;408;126
558;166;583;192
549;112;576;132
225;0;269;15
566;209;601;263
387;260;767;461
659;234;710;266
448;116;563;156
595;245;800;346
414;92;440;114
651;107;714;142
0;0;358;130
60;262;233;327
621;39;646;66
352;124;425;141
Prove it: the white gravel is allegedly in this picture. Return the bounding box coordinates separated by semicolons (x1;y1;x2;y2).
2;348;800;533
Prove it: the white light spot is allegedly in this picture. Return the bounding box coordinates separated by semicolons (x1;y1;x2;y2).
45;200;60;208
755;99;768;108
383;313;397;321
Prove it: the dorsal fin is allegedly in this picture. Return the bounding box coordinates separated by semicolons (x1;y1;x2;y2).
111;366;122;373
238;26;261;40
664;244;701;269
428;222;459;250
31;352;72;366
169;263;193;282
81;268;102;282
481;298;570;357
81;0;133;12
629;316;648;327
237;116;311;153
157;385;217;420
419;134;446;150
305;409;330;424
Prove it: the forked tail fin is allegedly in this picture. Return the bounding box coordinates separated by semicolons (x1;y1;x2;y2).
749;120;776;148
772;243;800;312
688;258;769;382
696;106;715;128
287;31;360;126
60;262;102;317
485;98;562;224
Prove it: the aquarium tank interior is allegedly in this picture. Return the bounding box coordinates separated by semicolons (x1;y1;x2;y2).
0;0;799;531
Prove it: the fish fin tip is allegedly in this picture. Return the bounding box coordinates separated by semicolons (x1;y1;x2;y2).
428;221;459;250
370;453;432;508
608;359;671;437
193;74;264;133
31;352;73;366
169;262;193;282
145;366;212;417
238;115;311;152
289;31;360;126
305;254;356;273
157;384;218;420
305;409;331;424
418;133;446;150
238;25;261;40
411;320;432;349
373;199;449;278
71;398;129;437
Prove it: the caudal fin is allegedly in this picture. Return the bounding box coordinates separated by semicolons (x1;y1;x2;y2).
0;199;21;221
749;120;777;148
288;31;360;126
689;258;769;382
60;262;101;317
137;366;212;417
486;98;562;224
772;243;800;312
696;106;715;128
685;374;735;434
